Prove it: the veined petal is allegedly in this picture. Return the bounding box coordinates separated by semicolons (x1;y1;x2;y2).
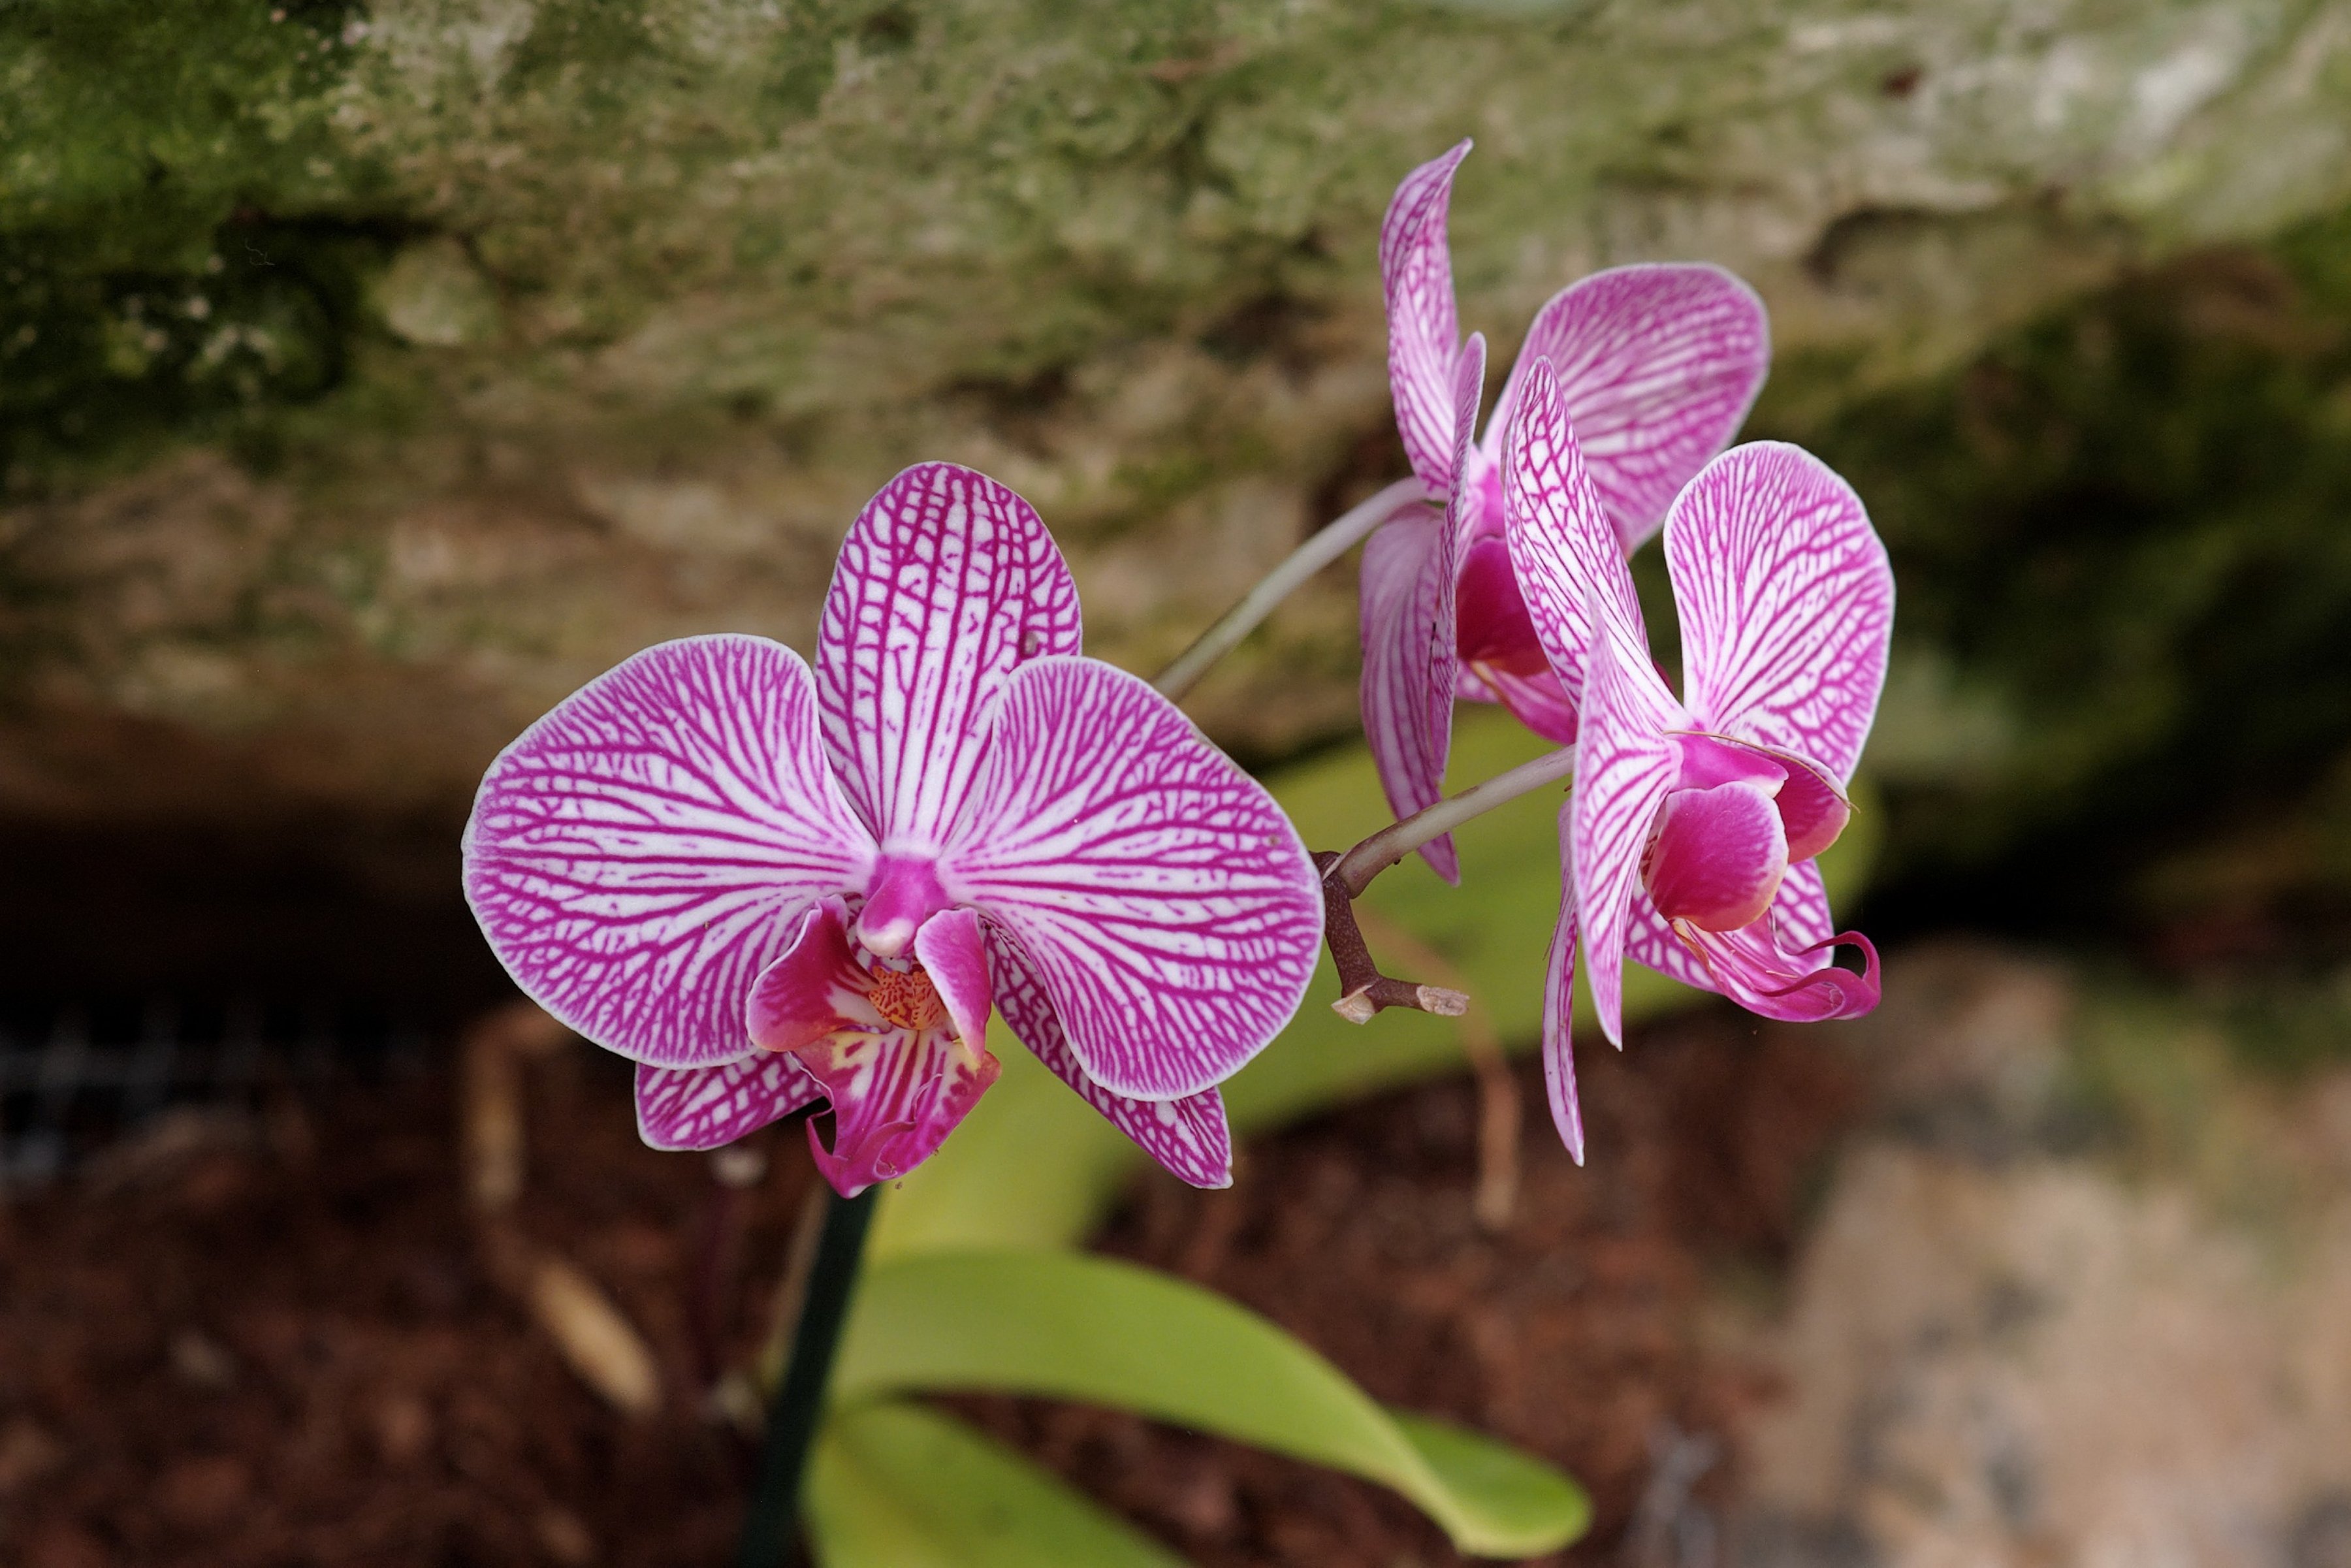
1541;795;1585;1165
1666;862;1880;1023
1503;355;1648;713
1454;534;1545;671
635;1054;823;1151
1382;139;1472;494
1468;662;1579;745
945;656;1323;1100
984;926;1232;1189
463;635;875;1068
1486;263;1770;549
1624;886;1718;993
1571;598;1684;1048
816;462;1083;850
1769;855;1840;950
1360;336;1484;882
1643;780;1788;931
799;1022;1002;1197
1360;511;1460;882
912;907;993;1063
1667;443;1893;782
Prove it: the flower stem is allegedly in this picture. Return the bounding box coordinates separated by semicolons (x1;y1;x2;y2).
1330;744;1576;897
735;1183;880;1568
1315;744;1577;1025
1152;476;1427;701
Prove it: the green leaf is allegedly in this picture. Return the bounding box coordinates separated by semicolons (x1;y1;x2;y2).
868;707;1880;1257
834;1250;1591;1559
808;1400;1186;1568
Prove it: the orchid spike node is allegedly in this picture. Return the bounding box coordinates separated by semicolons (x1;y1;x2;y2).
462;461;1326;1196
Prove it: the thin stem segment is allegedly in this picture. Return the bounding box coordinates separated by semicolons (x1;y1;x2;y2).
1330;744;1576;897
735;1183;880;1568
1317;744;1577;1024
1152;476;1427;701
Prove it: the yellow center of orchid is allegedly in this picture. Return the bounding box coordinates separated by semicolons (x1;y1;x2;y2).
865;961;947;1033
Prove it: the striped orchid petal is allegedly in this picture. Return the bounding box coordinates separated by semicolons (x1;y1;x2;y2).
1503;355;1648;715
985;927;1233;1189
1667;443;1894;783
1360;334;1485;881
1570;598;1686;1048
1486;264;1769;550
1455;534;1578;743
1382;139;1472;494
634;1054;824;1151
1623;888;1718;993
816;461;1083;852
1539;794;1585;1166
463;635;875;1068
1359;510;1458;882
946;656;1322;1101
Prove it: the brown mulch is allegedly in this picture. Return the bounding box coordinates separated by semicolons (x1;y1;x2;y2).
0;1004;1860;1567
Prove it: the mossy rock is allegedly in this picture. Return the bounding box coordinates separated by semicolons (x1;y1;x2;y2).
8;0;2351;965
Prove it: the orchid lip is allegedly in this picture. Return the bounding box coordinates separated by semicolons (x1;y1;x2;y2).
1668;729;1853;863
746;899;1001;1197
1641;778;1789;931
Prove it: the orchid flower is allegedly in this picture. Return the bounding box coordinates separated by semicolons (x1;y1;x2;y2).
464;462;1325;1196
1367;139;1770;880
1501;357;1891;1161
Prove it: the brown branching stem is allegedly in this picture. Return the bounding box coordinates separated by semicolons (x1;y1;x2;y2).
1313;851;1471;1023
1312;743;1576;1026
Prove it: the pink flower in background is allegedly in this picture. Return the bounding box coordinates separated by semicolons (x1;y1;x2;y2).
1501;357;1890;1161
465;462;1324;1195
1366;138;1770;880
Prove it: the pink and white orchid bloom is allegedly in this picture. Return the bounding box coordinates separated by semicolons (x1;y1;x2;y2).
1366;139;1770;880
464;462;1324;1196
1501;357;1890;1162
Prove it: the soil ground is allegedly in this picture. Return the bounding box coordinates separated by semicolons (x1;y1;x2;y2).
0;1002;1863;1567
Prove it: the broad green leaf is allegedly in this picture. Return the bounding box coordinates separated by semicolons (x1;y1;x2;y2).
869;708;1879;1257
833;1250;1591;1559
808;1400;1185;1568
